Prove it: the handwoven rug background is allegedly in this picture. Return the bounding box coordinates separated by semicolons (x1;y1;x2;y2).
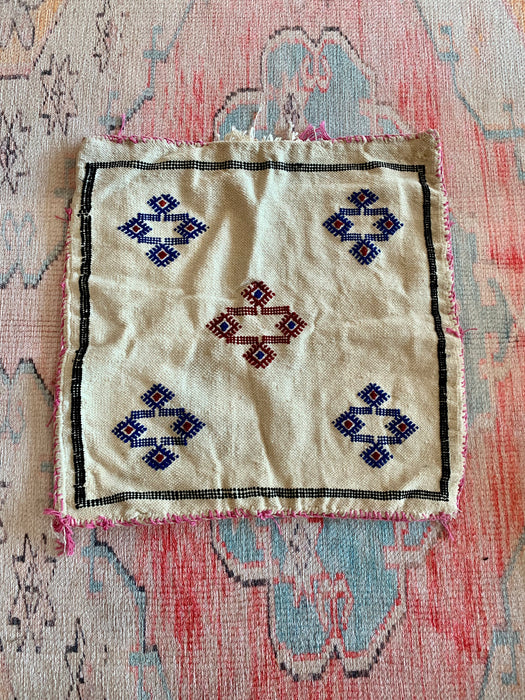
0;1;523;698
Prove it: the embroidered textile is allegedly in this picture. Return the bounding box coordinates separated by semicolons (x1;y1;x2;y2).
53;133;465;525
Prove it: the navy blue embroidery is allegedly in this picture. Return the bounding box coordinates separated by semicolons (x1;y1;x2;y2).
141;384;175;409
172;411;206;440
333;383;418;468
118;195;207;268
112;384;204;470
350;239;380;265
332;412;365;438
323;189;403;265
143;444;178;471
146;243;180;267
361;442;393;469
206;282;307;369
112;417;147;445
357;383;390;408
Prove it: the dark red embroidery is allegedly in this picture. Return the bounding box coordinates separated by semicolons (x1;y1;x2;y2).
206;282;307;368
112;384;205;470
118;195;207;268
323;189;403;265
333;383;418;468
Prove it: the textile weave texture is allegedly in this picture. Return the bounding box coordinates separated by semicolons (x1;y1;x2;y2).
0;1;524;698
54;133;465;530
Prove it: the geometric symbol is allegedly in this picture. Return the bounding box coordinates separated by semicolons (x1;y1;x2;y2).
323;189;403;266
118;195;207;268
358;383;390;408
385;414;419;441
332;411;365;437
350;239;380;265
112;417;147;445
146;243;180;267
147;194;179;215
172;411;205;441
333;384;418;468
243;341;277;369
373;212;403;237
207;281;307;369
322;212;354;239
113;384;205;471
142;444;177;470
348;188;378;209
275;311;307;339
360;442;393;468
206;312;241;340
241;281;275;308
118;217;153;241
141;384;175;409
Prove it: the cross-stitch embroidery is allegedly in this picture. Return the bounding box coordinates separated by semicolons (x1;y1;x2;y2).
323;189;403;265
333;383;418;468
112;383;205;470
118;194;207;268
207;281;307;368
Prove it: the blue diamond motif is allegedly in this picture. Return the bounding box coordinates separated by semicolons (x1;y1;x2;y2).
350;239;381;265
358;383;390;407
141;384;175;409
348;189;379;209
172;411;206;441
333;411;366;437
323;212;354;238
361;442;392;468
146;243;180;268
373;212;403;238
142;444;177;470
147;194;180;215
112;417;147;445
385;414;419;441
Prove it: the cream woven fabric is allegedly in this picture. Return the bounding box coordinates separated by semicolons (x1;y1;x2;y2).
54;132;465;525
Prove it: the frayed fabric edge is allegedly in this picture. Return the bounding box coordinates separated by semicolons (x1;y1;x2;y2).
47;123;466;555
44;506;454;556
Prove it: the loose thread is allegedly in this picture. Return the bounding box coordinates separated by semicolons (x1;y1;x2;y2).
118;113;126;139
44;510;76;555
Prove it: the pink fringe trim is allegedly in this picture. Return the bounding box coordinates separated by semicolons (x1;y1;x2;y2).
104;115;206;147
431;128;469;516
47;207;72;548
47;127;465;555
298;120;413;143
299;124;470;520
44;506;453;556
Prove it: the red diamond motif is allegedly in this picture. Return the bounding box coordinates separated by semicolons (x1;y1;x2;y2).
186;224;195;232
370;391;378;401
358;193;366;202
385;220;393;229
398;423;407;432
334;220;344;229
360;245;369;257
371;451;381;461
152;392;162;402
157;250;168;260
182;421;193;432
155;453;165;463
343;420;354;429
132;225;140;232
159;199;166;207
124;425;134;435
